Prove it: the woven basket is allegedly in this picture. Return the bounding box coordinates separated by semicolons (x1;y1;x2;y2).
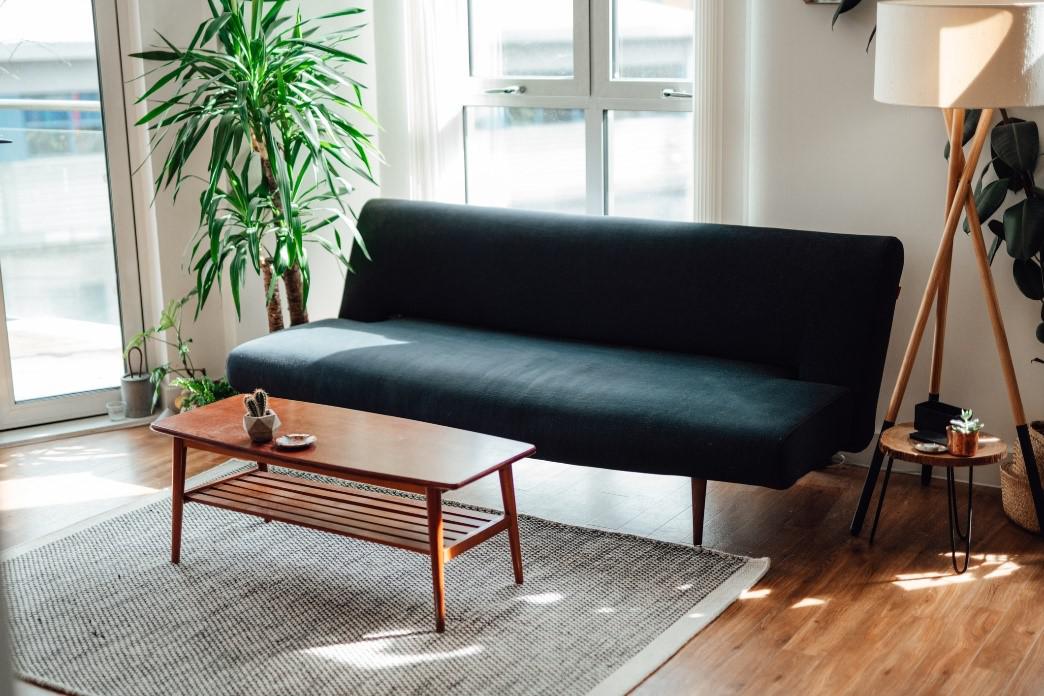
1001;422;1044;533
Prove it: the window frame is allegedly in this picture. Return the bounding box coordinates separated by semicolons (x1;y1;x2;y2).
457;0;695;217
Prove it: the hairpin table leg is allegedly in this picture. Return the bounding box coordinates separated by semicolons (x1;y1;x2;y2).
946;467;973;574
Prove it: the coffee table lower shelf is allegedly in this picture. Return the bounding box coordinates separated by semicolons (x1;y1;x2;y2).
186;469;509;561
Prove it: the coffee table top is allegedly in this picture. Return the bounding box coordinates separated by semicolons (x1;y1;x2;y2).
152;397;535;490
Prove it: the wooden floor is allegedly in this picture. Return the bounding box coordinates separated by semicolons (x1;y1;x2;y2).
3;427;1044;695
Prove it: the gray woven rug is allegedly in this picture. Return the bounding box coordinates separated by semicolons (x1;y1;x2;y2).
4;464;767;696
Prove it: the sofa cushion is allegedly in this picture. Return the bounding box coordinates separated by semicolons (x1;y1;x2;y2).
227;318;853;489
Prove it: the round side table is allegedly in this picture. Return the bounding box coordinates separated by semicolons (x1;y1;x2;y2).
871;423;1008;573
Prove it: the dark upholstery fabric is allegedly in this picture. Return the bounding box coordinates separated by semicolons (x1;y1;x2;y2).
227;318;852;489
227;199;904;489
340;199;903;452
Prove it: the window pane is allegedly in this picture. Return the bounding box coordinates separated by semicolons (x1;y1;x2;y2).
465;107;586;214
608;111;693;221
613;0;694;80
0;0;124;401
469;0;573;78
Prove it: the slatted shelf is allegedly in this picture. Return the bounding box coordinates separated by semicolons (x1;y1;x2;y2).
186;470;507;558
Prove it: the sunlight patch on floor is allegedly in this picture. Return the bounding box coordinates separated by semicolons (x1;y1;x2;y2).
791;597;827;609
515;592;564;605
304;640;483;669
893;571;976;591
3;444;128;467
739;588;770;600
0;472;156;511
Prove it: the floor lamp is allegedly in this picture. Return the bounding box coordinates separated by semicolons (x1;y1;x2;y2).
851;0;1044;536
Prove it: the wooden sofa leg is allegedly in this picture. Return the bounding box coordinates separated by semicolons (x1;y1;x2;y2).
692;479;707;546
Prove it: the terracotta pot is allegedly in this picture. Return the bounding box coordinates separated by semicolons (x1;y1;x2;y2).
946;427;980;457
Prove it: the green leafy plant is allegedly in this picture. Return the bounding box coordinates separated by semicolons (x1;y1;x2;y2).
125;289;238;411
125;291;205;409
131;0;376;332
832;2;1044;363
950;409;984;435
175;375;237;411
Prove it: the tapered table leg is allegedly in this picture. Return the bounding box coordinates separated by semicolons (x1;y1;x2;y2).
499;464;524;584
171;437;186;564
427;487;447;633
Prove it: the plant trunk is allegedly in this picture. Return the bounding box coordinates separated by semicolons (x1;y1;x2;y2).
261;256;285;332
252;132;308;326
282;265;309;326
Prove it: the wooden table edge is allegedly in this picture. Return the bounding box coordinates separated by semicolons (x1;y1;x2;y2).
151;426;536;491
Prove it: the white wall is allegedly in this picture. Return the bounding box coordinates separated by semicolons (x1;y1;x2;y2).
746;1;1044;485
129;0;379;375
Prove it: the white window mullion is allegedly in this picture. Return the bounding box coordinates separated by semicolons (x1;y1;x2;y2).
585;108;605;215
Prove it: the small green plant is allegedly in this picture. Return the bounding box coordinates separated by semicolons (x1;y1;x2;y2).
125;291;204;409
243;388;272;417
176;375;237;411
950;409;985;435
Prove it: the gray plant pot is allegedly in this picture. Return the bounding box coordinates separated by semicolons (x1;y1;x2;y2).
121;346;154;419
120;375;154;419
243;411;281;443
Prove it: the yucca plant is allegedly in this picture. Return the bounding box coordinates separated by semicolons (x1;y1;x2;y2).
132;0;377;332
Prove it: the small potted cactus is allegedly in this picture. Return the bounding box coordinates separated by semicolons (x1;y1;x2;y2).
947;409;984;457
242;389;280;443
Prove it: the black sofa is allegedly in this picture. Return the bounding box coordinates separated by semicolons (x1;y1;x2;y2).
228;199;904;542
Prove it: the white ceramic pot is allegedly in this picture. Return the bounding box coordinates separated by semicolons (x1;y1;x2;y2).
158;379;186;418
243;411;281;443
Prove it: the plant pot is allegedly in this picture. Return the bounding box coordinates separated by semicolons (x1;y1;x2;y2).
1002;421;1044;532
157;379;186;419
120;374;154;419
946;427;980;457
243;410;280;443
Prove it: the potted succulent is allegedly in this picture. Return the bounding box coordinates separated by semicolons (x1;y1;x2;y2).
243;389;280;443
947;410;984;457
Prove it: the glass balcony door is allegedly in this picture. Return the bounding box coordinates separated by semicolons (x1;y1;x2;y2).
0;0;144;429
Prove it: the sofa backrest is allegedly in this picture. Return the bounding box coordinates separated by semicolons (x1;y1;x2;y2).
340;199;903;451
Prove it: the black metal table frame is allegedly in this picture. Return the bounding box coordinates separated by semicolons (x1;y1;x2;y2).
869;454;975;574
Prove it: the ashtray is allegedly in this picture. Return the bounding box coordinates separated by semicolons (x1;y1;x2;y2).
913;442;948;454
275;433;317;451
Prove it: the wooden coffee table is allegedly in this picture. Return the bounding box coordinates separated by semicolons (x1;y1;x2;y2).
151;397;535;632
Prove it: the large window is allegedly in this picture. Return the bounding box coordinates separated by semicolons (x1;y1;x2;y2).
461;0;695;220
0;0;144;428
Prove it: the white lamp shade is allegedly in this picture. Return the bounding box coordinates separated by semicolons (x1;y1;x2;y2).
875;0;1044;108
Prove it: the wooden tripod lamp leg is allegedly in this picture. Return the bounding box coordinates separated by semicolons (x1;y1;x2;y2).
923;109;967;487
963;184;1044;532
852;108;994;535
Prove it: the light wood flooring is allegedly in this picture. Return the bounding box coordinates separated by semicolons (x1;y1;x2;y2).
3;426;1044;695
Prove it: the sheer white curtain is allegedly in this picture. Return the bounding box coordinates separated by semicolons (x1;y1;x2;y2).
402;0;466;202
693;0;726;224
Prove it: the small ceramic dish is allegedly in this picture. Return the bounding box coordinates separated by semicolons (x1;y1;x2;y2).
275;433;317;451
913;442;948;454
